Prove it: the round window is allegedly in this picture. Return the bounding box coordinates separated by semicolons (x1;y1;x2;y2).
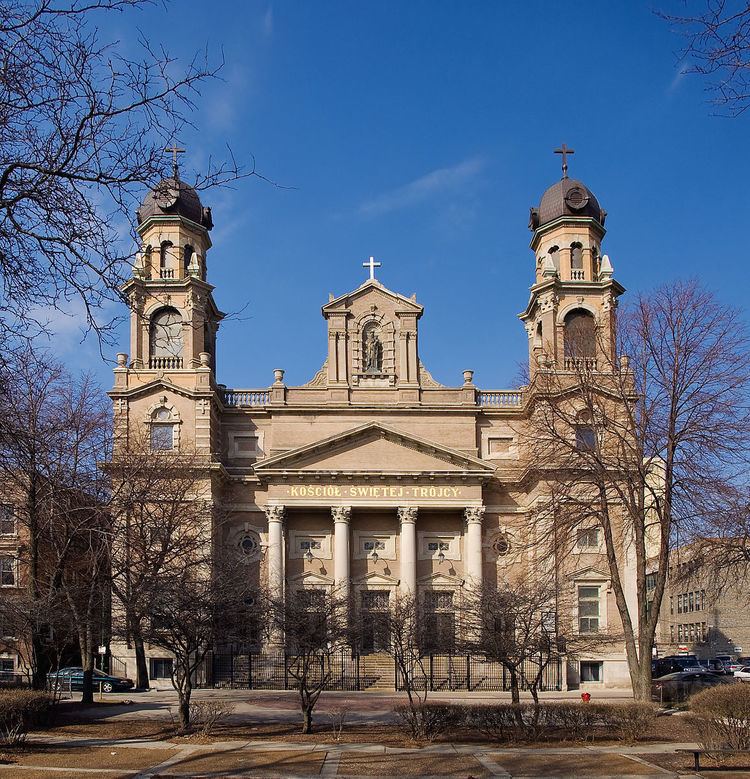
238;533;260;557
492;534;511;557
155;408;171;421
565;186;589;211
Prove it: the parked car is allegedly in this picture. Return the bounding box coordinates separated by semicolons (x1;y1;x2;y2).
734;666;750;682
710;655;743;674
47;667;133;693
653;655;703;678
652;671;737;704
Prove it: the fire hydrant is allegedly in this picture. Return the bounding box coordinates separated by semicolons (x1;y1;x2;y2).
581;692;591;703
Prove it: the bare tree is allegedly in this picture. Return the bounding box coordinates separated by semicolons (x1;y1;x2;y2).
260;586;353;735
527;280;750;700
0;0;254;344
0;350;110;694
106;438;223;690
659;0;750;116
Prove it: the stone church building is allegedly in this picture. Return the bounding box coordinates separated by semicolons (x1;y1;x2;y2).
109;159;635;690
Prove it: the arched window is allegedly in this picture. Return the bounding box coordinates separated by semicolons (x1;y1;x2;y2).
150;407;176;451
564;309;596;369
575;410;597;452
149;308;183;369
159;241;174;279
183;245;194;274
548;245;560;271
570;242;583;279
534;321;543;349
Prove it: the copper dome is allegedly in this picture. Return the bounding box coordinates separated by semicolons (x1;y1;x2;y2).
529;178;605;231
136;177;213;230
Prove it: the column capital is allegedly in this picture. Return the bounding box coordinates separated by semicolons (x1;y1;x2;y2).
331;506;352;524
264;504;286;524
464;506;485;526
398;506;418;525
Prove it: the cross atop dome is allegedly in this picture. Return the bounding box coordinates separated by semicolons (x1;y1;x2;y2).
165;143;186;179
554;143;575;179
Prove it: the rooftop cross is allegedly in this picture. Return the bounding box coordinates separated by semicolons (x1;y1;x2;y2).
363;255;381;280
165;144;186;179
554;143;575;179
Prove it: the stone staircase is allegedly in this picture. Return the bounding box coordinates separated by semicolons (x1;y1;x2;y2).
359;652;395;690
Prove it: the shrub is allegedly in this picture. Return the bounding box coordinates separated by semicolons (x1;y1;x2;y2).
184;700;235;736
690;683;750;750
393;702;462;742
464;704;520;742
608;703;658;743
0;690;56;746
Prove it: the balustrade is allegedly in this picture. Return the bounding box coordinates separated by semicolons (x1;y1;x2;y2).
159;268;175;279
222;389;271;407
478;390;523;407
563;357;597;371
571;269;585;280
148;356;183;369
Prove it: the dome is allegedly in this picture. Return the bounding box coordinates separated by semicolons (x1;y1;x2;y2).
529;178;606;231
136;177;213;230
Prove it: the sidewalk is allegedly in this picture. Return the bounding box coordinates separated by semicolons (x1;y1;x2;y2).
9;731;698;778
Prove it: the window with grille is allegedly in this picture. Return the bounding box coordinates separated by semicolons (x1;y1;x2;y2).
299;539;322;552
580;661;602;682
427;541;450;552
578;586;600;633
362;540;385;552
149;658;173;679
425;591;453;611
0;506;15;536
577;528;600;549
361;591;389;611
0;558;15;587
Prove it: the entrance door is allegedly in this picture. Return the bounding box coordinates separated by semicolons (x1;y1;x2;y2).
360;591;390;654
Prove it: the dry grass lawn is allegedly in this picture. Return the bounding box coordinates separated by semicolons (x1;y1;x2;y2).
1;744;177;771
490;752;662;777
160;747;326;776
337;753;490;776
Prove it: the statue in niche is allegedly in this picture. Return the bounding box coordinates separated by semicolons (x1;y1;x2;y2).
363;326;382;373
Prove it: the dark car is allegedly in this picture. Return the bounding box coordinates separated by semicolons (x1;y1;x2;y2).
652;655;703;678
48;666;134;693
651;670;737;704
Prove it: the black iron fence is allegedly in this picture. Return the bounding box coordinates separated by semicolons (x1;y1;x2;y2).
200;649;564;692
395;654;564;692
203;649;362;691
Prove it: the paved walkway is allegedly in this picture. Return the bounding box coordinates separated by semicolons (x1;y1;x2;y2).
62;688;636;726
2;732;704;778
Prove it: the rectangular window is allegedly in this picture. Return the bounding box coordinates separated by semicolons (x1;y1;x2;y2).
670;625;674;643
578;586;600;633
580;661;602;682
426;541;451;552
361;591;389;611
701;622;707;641
700;590;706;610
0;506;15;536
688;592;694;612
669;596;673;615
677;624;683;642
150;424;174;451
677;595;683;614
0;658;14;675
149;658;173;680
0;558;15;587
576;528;600;549
362;540;386;552
576;425;597;452
299;539;322;551
645;573;656;591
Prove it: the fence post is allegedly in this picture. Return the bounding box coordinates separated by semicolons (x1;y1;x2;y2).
466;654;471;691
429;655;434;692
248;651;252;690
355;653;360;692
284;653;289;691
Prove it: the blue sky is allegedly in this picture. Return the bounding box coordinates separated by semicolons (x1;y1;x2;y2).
54;1;750;391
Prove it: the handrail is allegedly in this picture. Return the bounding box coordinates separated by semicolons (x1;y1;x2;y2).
477;391;523;407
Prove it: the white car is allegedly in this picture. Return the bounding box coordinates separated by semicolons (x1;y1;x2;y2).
733;666;750;681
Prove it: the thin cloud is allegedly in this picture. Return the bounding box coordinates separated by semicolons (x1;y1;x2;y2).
358;157;484;218
262;6;273;38
668;62;690;93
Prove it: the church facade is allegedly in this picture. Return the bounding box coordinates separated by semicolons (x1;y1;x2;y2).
109;162;635;690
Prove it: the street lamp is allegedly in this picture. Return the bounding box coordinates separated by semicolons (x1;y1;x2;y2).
305;548;314;563
370;549;379;563
437;550;445;565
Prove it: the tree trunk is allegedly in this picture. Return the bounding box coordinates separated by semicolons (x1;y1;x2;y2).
177;694;191;732
302;706;313;734
133;630;149;690
81;666;94;705
630;660;651;702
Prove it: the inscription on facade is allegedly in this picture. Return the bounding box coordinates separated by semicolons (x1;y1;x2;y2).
286;485;465;499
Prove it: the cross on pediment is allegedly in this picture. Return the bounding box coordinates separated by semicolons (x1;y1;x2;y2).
363;256;381;280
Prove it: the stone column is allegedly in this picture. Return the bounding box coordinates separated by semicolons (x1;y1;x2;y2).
332;506;352;600
264;505;286;601
398;507;418;595
464;506;485;586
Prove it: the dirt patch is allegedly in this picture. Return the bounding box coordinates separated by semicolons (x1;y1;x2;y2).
3;744;177;771
491;752;661;777
160;748;326;776
337;753;491;777
647;750;750;774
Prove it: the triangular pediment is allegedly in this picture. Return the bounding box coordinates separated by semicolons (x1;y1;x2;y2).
108;377;205;401
322;279;423;315
567;566;610;582
254;422;493;477
354;571;401;587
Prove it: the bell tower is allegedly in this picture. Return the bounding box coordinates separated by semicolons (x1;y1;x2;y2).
520;146;624;378
123;150;223;373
